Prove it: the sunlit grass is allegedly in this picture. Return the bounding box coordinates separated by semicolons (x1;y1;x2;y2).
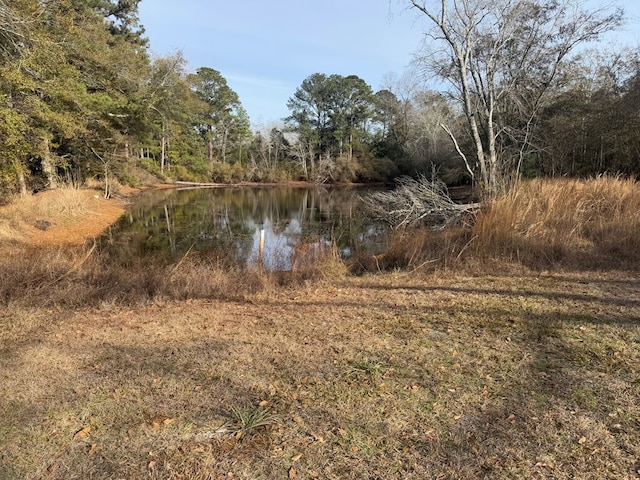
1;271;638;478
472;175;640;268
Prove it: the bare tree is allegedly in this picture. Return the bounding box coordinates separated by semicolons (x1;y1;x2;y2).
287;132;312;179
0;0;30;61
409;0;623;195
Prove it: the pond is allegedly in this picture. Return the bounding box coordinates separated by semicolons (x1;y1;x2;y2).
99;186;389;270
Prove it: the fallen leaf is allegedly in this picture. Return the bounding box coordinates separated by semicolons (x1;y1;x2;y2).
74;427;91;439
289;467;296;478
259;400;269;407
88;444;97;456
578;436;587;444
291;454;303;462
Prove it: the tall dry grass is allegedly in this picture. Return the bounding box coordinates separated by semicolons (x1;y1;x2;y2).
351;175;640;274
0;188;96;243
0;241;347;308
1;188;92;223
471;176;640;269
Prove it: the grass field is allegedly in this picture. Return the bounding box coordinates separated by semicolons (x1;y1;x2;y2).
0;177;639;479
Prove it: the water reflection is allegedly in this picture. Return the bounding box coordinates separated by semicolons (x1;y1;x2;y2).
99;186;387;270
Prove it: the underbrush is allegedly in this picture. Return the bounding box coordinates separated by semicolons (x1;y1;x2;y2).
0;243;346;307
353;175;640;274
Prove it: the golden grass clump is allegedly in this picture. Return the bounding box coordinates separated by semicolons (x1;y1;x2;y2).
472;176;640;268
0;187;103;244
2;187;93;223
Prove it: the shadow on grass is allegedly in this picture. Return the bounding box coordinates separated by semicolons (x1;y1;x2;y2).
0;335;322;479
350;279;640;477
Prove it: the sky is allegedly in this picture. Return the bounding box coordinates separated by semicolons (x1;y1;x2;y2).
138;0;640;130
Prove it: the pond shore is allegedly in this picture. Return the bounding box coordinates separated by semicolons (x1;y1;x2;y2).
0;182;346;247
0;185;169;247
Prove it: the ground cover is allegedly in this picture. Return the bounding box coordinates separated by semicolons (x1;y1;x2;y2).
1;270;639;479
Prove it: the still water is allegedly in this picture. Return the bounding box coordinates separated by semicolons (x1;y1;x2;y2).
99;186;388;270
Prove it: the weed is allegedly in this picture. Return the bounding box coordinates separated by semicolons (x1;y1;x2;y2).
471;175;640;269
344;357;386;383
228;406;280;439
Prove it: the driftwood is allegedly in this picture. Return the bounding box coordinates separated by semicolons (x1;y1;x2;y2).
174;181;227;187
363;176;480;229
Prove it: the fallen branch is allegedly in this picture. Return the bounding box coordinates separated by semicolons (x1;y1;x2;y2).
363;176;480;229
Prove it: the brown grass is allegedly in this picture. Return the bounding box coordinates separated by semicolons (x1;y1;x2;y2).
471;176;640;269
351;176;640;274
1;271;638;479
0;187;126;246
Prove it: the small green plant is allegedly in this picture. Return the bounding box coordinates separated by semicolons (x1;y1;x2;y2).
344;357;386;383
228;406;280;439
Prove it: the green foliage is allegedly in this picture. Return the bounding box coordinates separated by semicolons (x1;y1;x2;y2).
286;73;376;161
188;67;251;165
0;0;257;198
210;162;246;184
228;406;280;439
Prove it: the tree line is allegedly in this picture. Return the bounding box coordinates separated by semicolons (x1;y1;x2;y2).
1;0;639;200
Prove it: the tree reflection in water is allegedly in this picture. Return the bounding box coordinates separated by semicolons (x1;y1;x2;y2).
98;186;387;271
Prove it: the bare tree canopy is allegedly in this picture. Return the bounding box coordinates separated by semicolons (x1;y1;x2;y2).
409;0;624;195
0;0;30;60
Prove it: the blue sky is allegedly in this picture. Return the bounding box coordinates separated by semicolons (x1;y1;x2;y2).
138;0;640;129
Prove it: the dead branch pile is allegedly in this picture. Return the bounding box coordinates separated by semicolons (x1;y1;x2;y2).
364;176;480;229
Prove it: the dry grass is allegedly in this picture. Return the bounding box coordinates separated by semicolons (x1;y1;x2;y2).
352;176;640;274
0;188;91;225
0;187;125;246
1;271;638;479
0;244;347;308
472;176;640;269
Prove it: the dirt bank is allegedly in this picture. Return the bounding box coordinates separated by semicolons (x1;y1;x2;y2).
0;187;146;247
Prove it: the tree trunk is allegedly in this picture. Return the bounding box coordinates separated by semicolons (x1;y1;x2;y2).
221;127;228;163
160;121;166;173
208;125;215;164
41;137;58;190
18;171;27;197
